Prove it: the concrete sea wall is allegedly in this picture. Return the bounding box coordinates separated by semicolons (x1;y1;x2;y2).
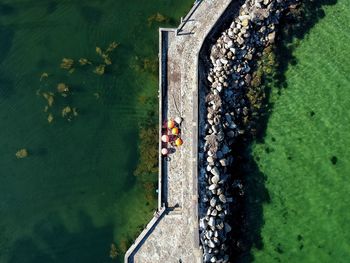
125;1;233;262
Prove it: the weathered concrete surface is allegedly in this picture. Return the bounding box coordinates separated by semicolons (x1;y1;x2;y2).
125;1;232;262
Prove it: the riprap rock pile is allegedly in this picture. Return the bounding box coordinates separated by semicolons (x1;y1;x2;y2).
199;0;299;262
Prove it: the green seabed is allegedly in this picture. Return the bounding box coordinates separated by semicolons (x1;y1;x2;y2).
250;1;350;262
0;0;193;262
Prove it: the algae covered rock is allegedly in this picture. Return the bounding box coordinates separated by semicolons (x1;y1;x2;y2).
47;113;54;123
147;13;169;26
40;72;49;81
61;106;78;121
60;58;74;70
57;83;69;93
42;92;54;107
16;149;28;159
78;58;92;66
106;41;119;53
61;106;72;117
94;64;105;75
109;243;118;259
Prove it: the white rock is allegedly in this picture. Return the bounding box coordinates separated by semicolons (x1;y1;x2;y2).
210;197;217;207
211;175;220;185
220;58;228;65
208;240;216;248
200;218;208;229
208;184;218;191
219;159;228;167
210;167;220;177
208;217;215;227
219;194;227;203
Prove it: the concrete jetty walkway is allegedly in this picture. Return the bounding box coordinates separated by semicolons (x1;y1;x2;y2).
125;1;232;262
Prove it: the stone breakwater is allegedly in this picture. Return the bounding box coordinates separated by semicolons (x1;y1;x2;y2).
198;0;300;262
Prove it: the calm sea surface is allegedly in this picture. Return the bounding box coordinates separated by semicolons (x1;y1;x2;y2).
2;0;349;262
251;0;350;262
0;0;192;262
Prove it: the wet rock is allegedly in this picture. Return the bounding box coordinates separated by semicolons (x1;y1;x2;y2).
210;197;217;207
208;240;216;248
268;31;276;43
216;188;223;196
221;144;230;155
207;156;214;163
200;218;208;229
206;165;212;171
210;166;220;177
208;217;215;227
219;194;227;203
227;130;236;138
224;223;232;233
209;184;218;191
211;174;220;185
237;37;244;45
204;254;211;262
219;159;228;166
216;204;223;212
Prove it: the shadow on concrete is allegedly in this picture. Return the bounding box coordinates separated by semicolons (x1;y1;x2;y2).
126;209;167;263
160;30;170;207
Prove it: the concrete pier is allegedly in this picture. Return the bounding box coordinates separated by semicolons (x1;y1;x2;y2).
125;1;232;262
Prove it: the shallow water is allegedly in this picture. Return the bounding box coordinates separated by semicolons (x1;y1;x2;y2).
251;1;350;262
0;0;193;262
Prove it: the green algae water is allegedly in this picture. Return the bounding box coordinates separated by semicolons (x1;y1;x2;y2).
251;1;350;262
0;0;193;262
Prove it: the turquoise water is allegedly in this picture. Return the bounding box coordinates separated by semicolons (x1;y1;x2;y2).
251;0;350;262
0;0;193;262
